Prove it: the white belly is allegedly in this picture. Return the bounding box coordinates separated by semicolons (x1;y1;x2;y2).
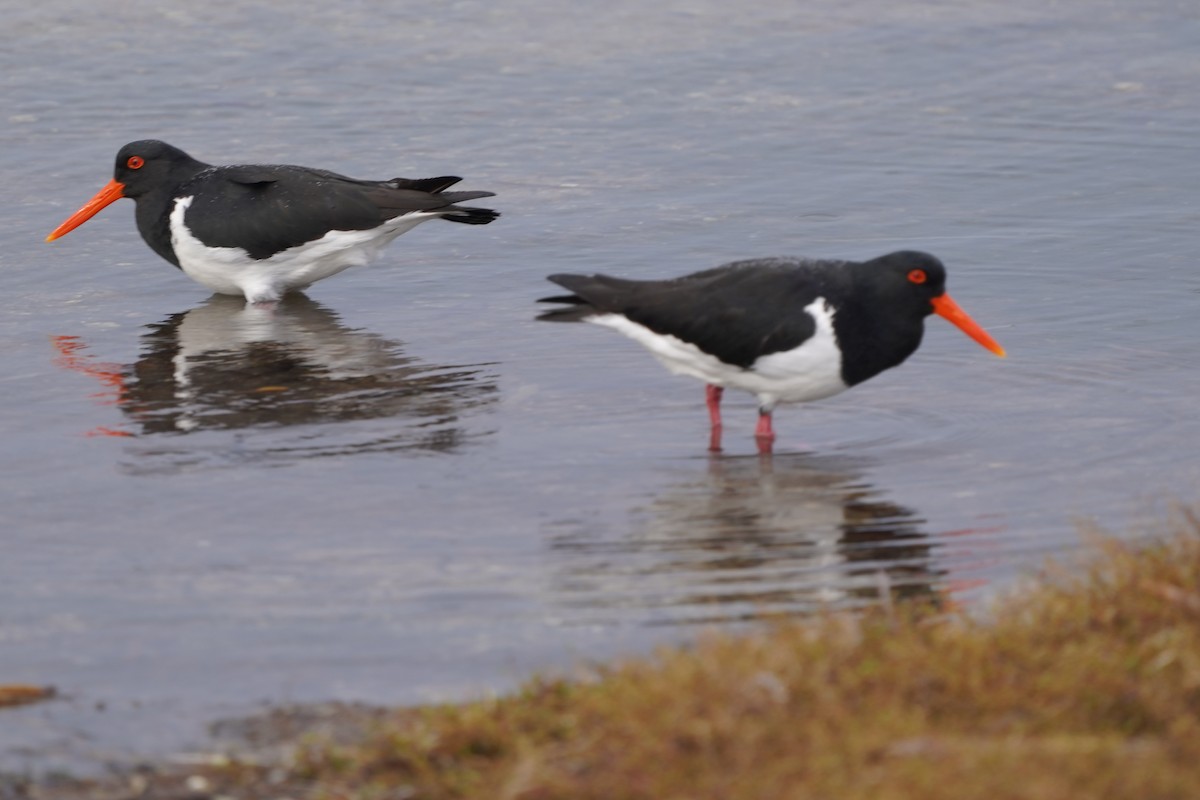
169;196;437;303
590;298;848;411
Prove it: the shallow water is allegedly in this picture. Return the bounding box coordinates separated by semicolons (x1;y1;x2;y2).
3;0;1199;772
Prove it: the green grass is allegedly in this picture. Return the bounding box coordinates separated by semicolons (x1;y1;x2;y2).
19;514;1200;799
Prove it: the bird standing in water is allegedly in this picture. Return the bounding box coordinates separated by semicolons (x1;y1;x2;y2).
538;250;1005;453
47;140;499;304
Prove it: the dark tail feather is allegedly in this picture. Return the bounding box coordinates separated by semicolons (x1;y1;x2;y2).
438;190;496;204
536;293;595;322
441;204;500;225
389;175;463;193
435;189;498;224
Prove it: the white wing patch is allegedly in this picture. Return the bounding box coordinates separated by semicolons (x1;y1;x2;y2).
590;298;847;410
168;196;438;303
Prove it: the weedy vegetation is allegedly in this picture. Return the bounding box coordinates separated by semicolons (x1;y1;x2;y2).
13;513;1200;799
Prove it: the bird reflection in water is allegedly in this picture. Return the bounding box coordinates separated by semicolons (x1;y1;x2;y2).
52;294;498;468
548;453;940;624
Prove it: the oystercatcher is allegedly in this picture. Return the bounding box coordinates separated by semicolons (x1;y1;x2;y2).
538;251;1005;453
46;140;499;304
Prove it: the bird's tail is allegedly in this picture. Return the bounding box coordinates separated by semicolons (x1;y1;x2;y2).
536;293;594;322
441;205;500;225
438;191;499;225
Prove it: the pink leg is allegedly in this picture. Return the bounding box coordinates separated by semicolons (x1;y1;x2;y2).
705;385;724;427
705;384;724;452
754;410;775;454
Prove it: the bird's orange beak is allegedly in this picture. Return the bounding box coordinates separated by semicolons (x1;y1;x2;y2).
931;294;1006;357
45;178;126;242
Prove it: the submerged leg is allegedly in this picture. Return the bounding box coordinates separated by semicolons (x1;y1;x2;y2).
754;409;775;454
706;384;724;452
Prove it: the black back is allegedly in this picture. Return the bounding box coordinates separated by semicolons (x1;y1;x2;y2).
539;251;950;386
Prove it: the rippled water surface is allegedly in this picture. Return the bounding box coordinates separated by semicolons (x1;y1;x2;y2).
3;0;1199;771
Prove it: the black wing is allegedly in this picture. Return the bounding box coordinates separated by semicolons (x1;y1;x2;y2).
184;166;495;259
222;166;463;194
540;259;850;368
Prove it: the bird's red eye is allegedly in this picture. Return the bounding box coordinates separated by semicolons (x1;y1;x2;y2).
907;269;927;284
126;156;145;170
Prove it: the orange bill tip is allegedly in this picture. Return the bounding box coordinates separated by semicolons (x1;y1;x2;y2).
931;293;1006;358
46;178;125;241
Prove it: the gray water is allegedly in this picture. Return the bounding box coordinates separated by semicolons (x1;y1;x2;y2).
3;0;1199;772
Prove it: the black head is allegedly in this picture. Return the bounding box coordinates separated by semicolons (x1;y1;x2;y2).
861;250;948;314
860;249;1005;358
46;140;212;242
111;140;207;199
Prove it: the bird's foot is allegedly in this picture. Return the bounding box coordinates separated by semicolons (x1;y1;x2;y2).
246;298;279;313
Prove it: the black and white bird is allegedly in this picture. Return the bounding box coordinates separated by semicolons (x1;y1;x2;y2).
538;251;1005;453
46;140;499;304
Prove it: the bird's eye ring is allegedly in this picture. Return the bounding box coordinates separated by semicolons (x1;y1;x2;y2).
907;269;927;284
127;156;145;170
